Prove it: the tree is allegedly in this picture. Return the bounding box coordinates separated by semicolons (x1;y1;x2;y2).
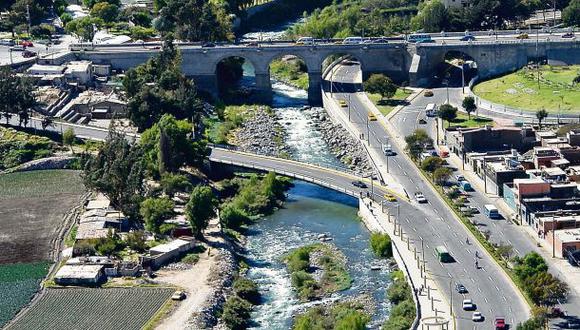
433;167;452;185
421;156;444;172
514;252;548;280
523;271;568;305
0;68;35;124
140;114;209;177
82;131;145;220
90;2;119;23
62;127;76;153
41;116;54;129
185;185;217;238
140;197;175;234
536;108;548;127
30;23;54;39
413;0;448;32
83;0;120;9
220;203;249;230
462;96;477;119
405;129;433;161
574;74;580;85
364;74;397;100
438;104;458;127
65;16;105;41
369;233;392;258
496;243;514;260
562;0;580;26
125;230;147;252
156;0;233;41
160;172;192;196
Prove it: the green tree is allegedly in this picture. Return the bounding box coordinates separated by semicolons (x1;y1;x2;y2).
140;114;208;177
65;16;105;41
413;0;448;32
220;203;250;230
334;311;368;330
30;23;54;39
462;96;477;119
523;271;568;305
405;129;433;161
421;156;443;172
83;0;120;9
514;252;548;280
563;0;580;26
233;277;260;305
0;68;35;125
364;74;397;100
90;2;119;23
82;131;145;220
185;185;217;238
125;230;147;252
140;197;175;234
62;127;76;153
369;233;392;258
536;108;548;127
438;104;458;127
433;167;452;185
160;172;192;196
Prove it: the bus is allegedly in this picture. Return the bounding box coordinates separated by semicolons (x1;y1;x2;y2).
408;34;432;43
484;204;500;219
435;246;452;263
425;103;437;117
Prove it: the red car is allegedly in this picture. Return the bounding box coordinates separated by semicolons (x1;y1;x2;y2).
494;317;506;330
20;40;33;47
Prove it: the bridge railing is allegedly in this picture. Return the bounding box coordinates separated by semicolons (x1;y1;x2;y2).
208;143;370;177
210;156;360;198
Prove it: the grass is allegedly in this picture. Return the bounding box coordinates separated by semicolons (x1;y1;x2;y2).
448;112;494;128
64;225;78;248
0;262;50;328
269;58;309;90
0;126;57;170
368;88;413;116
473;65;580;112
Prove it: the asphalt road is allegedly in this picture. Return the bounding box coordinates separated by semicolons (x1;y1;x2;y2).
329;63;530;328
393;86;580;326
0;35;75;66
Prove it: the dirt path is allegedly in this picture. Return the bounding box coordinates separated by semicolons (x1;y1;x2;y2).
155;218;223;330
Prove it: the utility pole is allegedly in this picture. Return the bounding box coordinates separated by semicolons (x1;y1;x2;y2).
366;117;370;146
461;66;465;94
348;93;351;122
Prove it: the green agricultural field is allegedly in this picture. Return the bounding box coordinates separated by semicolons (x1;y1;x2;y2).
473;65;580;112
0;170;85;263
0;262;50;328
368;88;413;116
7;287;174;330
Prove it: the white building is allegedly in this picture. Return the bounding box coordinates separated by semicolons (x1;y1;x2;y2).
65;61;93;85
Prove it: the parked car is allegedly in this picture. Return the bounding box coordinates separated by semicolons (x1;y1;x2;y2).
424;90;434;97
418;118;427;124
0;39;14;46
460;35;476;41
455;283;468;294
472;311;484;322
455;174;466;181
22;50;37;58
462;299;475;310
352;180;367;188
296;37;315;45
371;38;389;44
171;290;186;301
415;192;427;203
20;40;33;47
339;100;348;107
10;45;25;51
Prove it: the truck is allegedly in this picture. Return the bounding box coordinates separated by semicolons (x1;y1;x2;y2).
435;246;452;262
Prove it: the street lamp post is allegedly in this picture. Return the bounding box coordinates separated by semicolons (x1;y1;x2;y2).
366;116;370;146
348;93;351;122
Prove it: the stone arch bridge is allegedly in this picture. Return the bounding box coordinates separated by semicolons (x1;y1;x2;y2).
70;39;580;105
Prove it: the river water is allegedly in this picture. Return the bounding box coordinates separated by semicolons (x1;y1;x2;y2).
238;22;392;329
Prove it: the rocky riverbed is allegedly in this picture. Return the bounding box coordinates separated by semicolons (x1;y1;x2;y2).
231;106;290;157
303;107;373;174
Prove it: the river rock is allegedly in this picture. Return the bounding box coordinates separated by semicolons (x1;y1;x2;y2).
231;106;289;158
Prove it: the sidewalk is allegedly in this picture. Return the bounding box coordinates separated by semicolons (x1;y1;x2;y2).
359;198;454;329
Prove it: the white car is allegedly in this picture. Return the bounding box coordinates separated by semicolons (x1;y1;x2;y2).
472;311;483;321
462;299;475;310
415;192;427;203
455;174;466;181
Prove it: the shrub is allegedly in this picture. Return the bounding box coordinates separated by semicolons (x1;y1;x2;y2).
387;280;412;305
370;233;393;258
233;277;260;305
181;253;199;264
221;296;252;330
220;204;250;230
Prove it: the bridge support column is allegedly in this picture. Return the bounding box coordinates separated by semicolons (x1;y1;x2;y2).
308;71;322;106
192;74;219;100
255;71;273;104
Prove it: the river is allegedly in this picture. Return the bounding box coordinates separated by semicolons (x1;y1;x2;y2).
238;26;392;328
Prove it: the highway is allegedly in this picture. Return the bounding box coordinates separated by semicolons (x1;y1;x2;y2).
327;63;530;327
392;84;580;326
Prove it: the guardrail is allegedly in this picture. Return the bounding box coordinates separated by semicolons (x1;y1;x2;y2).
209;156;360;198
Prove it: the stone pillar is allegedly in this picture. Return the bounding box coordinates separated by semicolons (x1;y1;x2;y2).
254;71;273;104
192;74;219;100
308;71;322;106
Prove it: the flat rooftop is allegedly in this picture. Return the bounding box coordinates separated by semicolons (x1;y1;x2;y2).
55;264;103;280
556;228;580;243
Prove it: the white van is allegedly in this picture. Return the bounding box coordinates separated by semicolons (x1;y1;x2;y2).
296;37;315;45
342;37;363;44
425;103;437;117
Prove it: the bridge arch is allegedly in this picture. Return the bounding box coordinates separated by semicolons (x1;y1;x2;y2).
214;55;272;104
320;52;366;95
267;53;311;96
439;50;478;88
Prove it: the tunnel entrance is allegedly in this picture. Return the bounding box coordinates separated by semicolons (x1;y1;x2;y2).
436;51;478;88
321;53;364;94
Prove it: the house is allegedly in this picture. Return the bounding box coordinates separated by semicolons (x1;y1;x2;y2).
548;229;580;258
54;264;105;286
141;237;196;269
446;126;536;155
65;61;93;85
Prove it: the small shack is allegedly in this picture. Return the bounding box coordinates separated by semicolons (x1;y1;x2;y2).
141;237;196;269
54;264;105;286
